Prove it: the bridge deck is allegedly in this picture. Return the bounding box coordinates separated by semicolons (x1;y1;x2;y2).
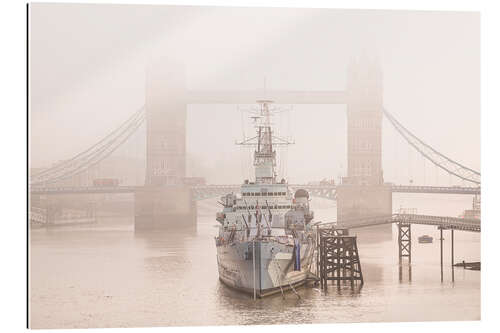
30;184;480;197
319;214;480;232
29;185;140;195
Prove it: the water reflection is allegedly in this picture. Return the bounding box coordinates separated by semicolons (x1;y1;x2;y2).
29;202;481;328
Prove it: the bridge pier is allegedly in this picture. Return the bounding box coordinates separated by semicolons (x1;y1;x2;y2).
134;57;197;231
336;184;393;235
134;186;196;231
337;58;392;236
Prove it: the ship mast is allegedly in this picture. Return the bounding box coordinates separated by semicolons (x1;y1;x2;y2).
254;100;275;184
237;100;293;184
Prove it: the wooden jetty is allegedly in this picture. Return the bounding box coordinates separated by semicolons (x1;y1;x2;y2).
316;227;364;290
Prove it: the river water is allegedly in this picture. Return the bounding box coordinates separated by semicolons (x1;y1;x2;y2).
29;194;480;329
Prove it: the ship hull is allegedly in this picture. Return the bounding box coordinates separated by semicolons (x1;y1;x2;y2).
216;238;314;298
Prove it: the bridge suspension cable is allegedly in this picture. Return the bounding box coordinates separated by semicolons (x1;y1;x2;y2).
383;109;480;185
30;106;146;186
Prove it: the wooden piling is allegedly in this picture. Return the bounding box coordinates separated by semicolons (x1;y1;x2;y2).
440;228;443;283
451;229;454;282
252;240;256;300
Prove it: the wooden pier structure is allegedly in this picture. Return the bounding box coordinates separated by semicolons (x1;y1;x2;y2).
316;227;364;290
313;212;480;286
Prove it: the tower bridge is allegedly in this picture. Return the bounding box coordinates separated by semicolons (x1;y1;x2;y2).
29;184;481;198
29;57;481;230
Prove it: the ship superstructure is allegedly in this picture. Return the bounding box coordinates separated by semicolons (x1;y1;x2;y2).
215;100;315;298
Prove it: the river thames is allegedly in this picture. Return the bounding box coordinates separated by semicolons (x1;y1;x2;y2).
29;193;480;328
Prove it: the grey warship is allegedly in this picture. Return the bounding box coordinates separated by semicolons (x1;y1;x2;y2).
215;100;316;298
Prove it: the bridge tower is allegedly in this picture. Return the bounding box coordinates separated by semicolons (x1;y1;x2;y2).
134;59;196;230
337;57;392;221
144;61;186;186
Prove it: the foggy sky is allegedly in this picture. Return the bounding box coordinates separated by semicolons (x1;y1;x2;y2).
29;4;480;186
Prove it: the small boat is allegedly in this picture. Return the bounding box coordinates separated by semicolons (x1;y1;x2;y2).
453;261;480;271
418;235;433;243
